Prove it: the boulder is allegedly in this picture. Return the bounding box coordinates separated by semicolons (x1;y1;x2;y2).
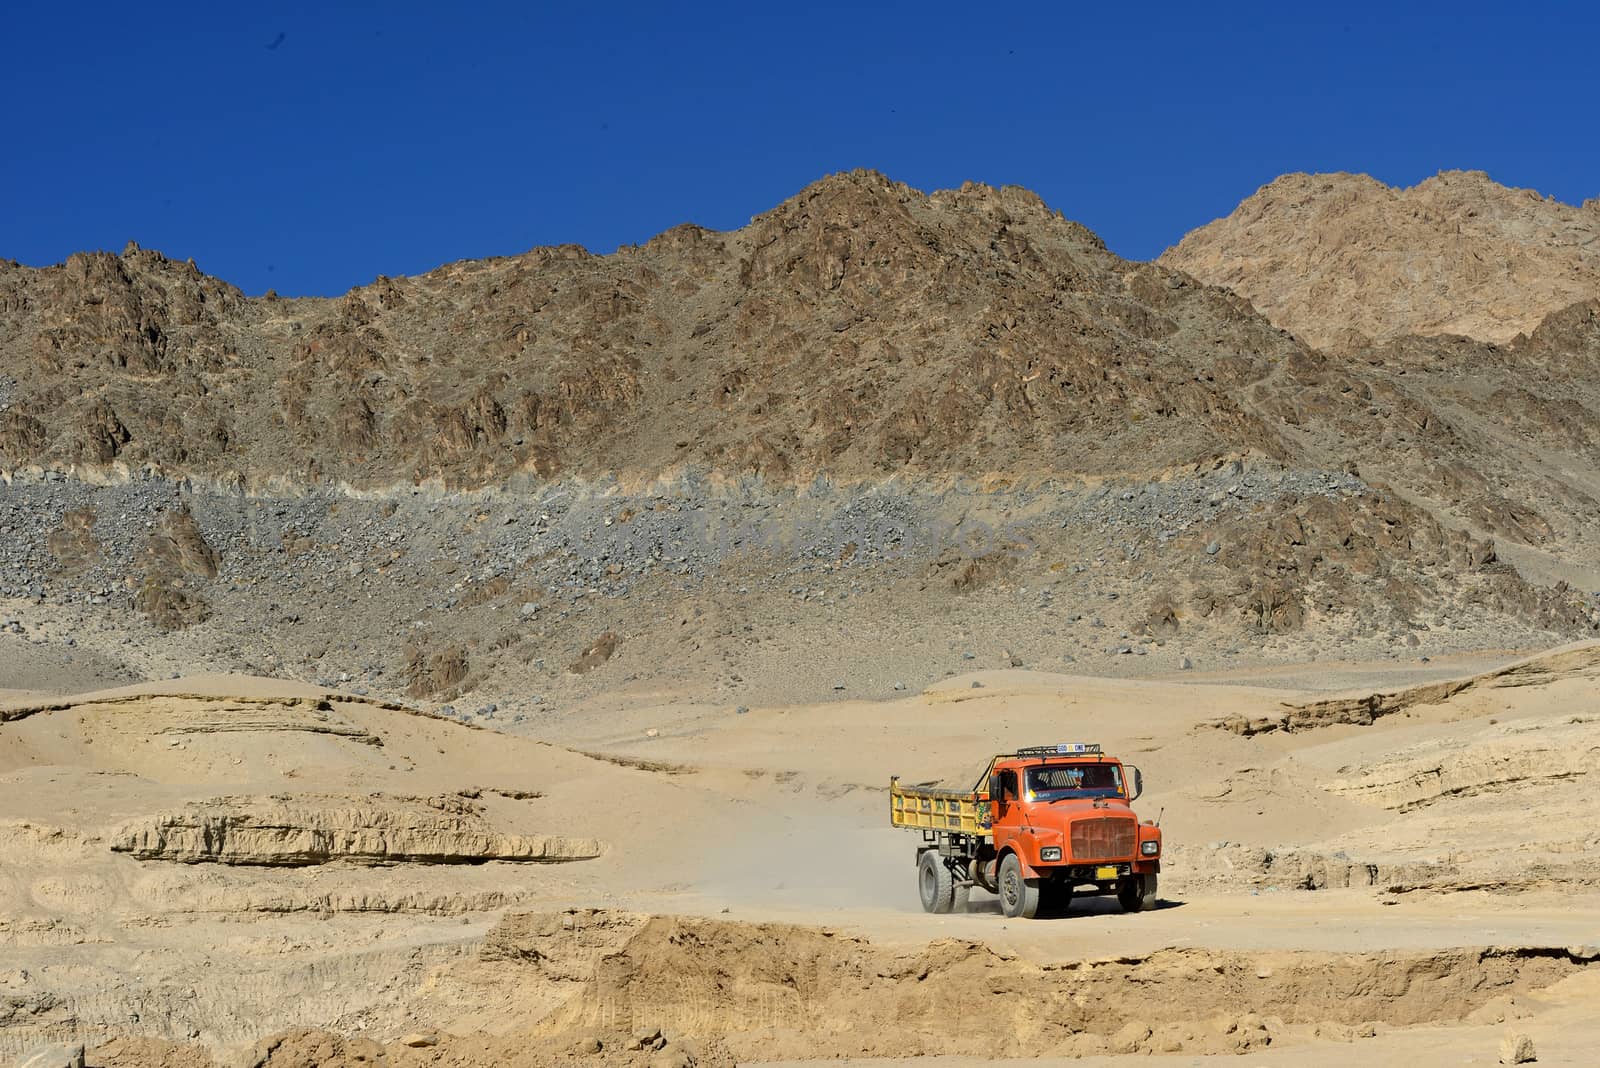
13;1044;85;1068
1499;1031;1536;1065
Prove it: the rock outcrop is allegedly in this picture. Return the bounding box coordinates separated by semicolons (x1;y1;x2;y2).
110;795;605;865
1205;641;1600;735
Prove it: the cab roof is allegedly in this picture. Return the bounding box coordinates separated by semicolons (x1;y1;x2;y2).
1014;743;1101;758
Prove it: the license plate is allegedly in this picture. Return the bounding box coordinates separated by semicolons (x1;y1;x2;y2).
1095;865;1119;880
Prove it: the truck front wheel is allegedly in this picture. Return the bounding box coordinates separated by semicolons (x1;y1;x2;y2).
1117;873;1159;912
998;853;1041;919
918;850;956;913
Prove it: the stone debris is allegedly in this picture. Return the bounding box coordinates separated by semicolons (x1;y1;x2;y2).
629;1027;665;1051
1499;1030;1536;1064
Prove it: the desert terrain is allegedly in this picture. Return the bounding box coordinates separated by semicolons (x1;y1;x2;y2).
3;169;1599;1066
3;650;1599;1066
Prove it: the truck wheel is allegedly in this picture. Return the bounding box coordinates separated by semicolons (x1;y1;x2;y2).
918;850;956;913
998;853;1041;919
1118;874;1158;912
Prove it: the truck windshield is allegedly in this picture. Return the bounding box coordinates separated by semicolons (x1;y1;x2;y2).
1025;763;1123;800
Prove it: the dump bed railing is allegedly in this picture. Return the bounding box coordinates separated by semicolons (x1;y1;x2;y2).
889;776;990;835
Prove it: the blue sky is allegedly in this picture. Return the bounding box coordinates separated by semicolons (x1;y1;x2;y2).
4;1;1596;296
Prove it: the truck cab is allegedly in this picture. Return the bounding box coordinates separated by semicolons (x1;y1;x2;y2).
890;742;1162;919
982;744;1161;917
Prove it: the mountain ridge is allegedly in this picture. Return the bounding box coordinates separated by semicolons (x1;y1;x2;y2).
0;170;1311;490
4;169;1598;556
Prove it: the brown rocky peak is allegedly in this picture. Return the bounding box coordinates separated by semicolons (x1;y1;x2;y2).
1161;170;1600;348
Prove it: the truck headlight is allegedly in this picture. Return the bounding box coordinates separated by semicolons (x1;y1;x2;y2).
1039;846;1062;862
1141;840;1160;856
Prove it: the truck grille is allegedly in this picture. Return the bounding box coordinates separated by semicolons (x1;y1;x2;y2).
1070;817;1136;861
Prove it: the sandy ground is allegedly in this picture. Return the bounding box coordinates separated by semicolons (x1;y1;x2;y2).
1;646;1598;1066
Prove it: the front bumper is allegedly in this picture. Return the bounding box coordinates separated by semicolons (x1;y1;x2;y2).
1037;859;1161;882
1056;862;1130;882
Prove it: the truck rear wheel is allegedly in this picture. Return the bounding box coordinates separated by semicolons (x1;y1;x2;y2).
918;850;956;913
998;853;1041;919
1117;873;1158;912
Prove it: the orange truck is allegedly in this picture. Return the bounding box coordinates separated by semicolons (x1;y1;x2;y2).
890;743;1162;918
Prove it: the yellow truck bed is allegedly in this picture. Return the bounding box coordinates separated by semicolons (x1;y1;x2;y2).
889;776;990;836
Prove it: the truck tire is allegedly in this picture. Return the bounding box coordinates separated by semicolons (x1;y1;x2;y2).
918;850;956;913
1117;873;1159;912
998;853;1041;919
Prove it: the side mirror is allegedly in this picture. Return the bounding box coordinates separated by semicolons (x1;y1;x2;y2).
988;773;1001;800
1127;766;1144;801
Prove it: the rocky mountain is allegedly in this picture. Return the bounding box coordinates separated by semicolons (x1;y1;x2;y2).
4;170;1598;550
0;170;1597;710
1;172;1326;489
1160;170;1600;349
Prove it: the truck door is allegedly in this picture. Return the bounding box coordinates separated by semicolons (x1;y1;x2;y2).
992;768;1020;851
